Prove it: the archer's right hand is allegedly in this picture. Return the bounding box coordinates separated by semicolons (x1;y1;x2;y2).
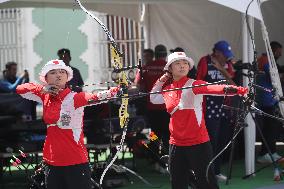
20;70;29;80
159;72;172;82
41;85;61;96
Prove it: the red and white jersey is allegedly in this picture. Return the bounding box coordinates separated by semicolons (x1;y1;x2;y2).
150;76;241;146
16;83;118;166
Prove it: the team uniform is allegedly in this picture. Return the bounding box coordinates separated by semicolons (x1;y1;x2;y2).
196;55;235;175
135;59;170;164
256;54;281;160
135;58;168;110
150;75;246;189
197;55;235;119
16;59;119;189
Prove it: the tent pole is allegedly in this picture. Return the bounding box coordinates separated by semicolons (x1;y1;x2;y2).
139;3;149;49
242;13;256;176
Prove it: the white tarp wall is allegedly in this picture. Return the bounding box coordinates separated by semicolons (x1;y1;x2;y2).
145;1;284;63
145;2;243;62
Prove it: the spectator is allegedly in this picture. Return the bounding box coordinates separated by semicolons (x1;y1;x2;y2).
196;40;236;182
142;48;155;66
0;62;29;93
134;48;155;91
57;48;84;92
134;49;155;116
256;41;283;163
135;44;170;173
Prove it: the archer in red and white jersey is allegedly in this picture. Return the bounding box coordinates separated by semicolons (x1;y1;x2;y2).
150;52;247;189
16;59;119;189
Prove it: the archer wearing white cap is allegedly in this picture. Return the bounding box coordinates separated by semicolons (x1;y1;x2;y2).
16;59;120;189
150;52;248;189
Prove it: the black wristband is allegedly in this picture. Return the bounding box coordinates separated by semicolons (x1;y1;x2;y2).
223;86;238;94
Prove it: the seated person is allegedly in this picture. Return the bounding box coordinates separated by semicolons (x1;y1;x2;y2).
0;62;29;93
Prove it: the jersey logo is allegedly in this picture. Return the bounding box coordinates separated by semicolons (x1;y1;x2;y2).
60;112;71;127
208;70;225;80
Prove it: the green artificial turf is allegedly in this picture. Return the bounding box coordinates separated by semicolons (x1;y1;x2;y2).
1;158;284;189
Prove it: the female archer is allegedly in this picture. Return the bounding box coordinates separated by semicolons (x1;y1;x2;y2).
150;52;248;189
16;59;119;189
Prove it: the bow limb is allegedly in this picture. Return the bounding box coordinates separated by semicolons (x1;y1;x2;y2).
75;0;120;55
261;24;284;116
256;1;283;111
111;46;129;128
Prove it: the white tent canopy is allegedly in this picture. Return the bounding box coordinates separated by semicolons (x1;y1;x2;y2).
0;0;264;21
1;0;283;62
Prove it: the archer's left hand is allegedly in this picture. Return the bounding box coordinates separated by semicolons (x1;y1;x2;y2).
236;86;248;96
224;86;248;96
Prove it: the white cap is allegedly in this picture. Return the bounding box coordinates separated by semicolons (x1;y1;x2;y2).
39;59;73;84
164;52;195;71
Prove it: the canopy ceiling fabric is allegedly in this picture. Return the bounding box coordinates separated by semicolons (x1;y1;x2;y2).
1;0;283;62
0;1;141;20
0;0;284;61
0;0;266;21
209;0;263;21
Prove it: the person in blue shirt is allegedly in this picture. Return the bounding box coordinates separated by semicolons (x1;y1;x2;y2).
256;41;283;164
0;62;29;93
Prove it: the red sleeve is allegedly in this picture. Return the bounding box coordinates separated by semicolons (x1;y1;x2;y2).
134;69;147;92
16;83;44;102
192;80;247;96
196;57;208;80
74;87;119;108
258;55;268;71
227;62;235;78
134;70;141;85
